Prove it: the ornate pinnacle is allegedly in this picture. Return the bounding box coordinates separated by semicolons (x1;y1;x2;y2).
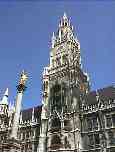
63;12;67;19
17;70;28;93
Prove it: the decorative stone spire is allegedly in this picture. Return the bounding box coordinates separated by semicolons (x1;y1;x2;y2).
51;32;56;48
63;12;67;18
4;88;8;97
32;107;35;123
8;101;14;118
96;90;100;102
0;88;8;105
9;101;13;111
59;12;69;27
20;111;23;124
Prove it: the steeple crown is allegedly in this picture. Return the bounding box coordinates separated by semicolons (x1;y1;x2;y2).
51;13;77;49
59;12;70;27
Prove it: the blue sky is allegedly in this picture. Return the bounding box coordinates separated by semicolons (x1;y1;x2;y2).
0;1;115;109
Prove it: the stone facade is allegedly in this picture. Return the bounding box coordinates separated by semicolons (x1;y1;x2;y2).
38;13;115;152
0;13;115;152
0;97;41;151
0;72;42;152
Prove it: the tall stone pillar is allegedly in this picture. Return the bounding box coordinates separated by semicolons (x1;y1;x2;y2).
11;70;28;139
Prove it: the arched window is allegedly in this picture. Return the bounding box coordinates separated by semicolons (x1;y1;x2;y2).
50;82;67;114
65;22;67;26
51;118;61;129
64;119;72;131
50;84;61;113
62;54;67;65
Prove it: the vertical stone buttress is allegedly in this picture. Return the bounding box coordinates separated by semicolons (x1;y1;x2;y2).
38;13;90;152
0;88;9;129
38;67;49;151
11;70;28;139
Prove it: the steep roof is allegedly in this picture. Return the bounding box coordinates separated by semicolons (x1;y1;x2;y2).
21;105;42;122
86;86;115;105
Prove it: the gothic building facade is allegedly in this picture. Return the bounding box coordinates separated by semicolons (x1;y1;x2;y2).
0;14;115;152
38;13;115;152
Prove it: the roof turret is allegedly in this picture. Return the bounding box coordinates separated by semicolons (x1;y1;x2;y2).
0;88;8;105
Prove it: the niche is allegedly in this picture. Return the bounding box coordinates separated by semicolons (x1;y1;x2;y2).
50;135;62;150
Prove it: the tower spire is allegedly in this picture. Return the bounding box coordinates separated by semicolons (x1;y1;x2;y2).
4;88;8;97
60;12;69;27
51;32;56;48
0;88;8;105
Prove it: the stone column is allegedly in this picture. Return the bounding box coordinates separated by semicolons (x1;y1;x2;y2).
11;70;28;139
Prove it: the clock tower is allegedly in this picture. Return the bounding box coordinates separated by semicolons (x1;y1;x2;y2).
38;13;90;152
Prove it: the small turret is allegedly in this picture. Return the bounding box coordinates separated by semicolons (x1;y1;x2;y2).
96;90;100;102
32;107;35;123
0;88;8;105
0;88;9;115
60;12;69;27
51;32;56;48
0;88;9;130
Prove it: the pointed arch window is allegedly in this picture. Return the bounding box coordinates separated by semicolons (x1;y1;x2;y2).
112;114;115;127
62;54;67;65
51;118;61;129
52;59;54;67
106;115;112;128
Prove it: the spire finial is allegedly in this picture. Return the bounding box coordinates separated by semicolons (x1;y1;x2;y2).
52;32;55;39
63;12;67;19
96;90;99;101
4;88;8;97
51;32;56;48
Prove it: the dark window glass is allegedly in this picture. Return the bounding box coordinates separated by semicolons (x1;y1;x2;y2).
89;135;94;148
106;115;112;128
94;134;100;145
87;119;93;131
62;54;67;64
93;117;98;130
65;22;67;26
23;133;25;140
51;135;61;149
112;114;115;127
108;131;115;145
51;118;61;128
26;132;29;139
